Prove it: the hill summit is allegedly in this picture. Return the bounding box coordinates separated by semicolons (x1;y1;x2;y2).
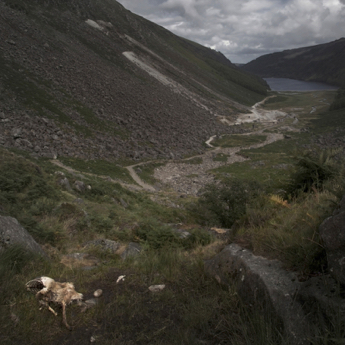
0;0;267;161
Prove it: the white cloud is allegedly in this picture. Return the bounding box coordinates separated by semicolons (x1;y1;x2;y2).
117;0;345;63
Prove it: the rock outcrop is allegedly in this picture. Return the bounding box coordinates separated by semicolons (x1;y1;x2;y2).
0;216;46;257
84;239;120;254
205;244;313;345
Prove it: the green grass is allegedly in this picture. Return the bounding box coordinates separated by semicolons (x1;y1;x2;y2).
135;162;165;185
212;134;267;148
211;139;296;191
263;91;336;112
213;153;228;162
58;157;133;183
0;241;284;345
234;190;337;274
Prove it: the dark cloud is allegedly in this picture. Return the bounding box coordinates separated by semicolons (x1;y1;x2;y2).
117;0;345;63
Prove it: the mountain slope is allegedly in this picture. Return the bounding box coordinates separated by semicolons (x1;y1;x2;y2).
0;0;267;161
242;38;345;87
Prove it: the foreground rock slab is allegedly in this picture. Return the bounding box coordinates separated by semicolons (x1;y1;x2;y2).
204;243;313;345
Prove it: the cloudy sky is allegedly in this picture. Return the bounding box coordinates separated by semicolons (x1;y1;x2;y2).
116;0;345;63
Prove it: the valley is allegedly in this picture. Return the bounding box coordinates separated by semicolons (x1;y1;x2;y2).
49;90;337;197
1;1;345;344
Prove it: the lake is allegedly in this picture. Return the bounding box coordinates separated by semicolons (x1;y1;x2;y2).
264;78;339;92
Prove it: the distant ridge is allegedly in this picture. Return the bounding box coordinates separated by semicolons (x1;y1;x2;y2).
242;38;345;87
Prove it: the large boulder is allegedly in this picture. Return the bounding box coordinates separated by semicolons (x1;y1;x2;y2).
204;243;313;345
319;195;345;285
0;216;46;257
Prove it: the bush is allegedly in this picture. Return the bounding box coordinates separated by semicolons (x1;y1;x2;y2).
135;220;180;249
134;219;212;250
29;197;57;216
89;214;113;233
191;179;262;228
286;149;345;197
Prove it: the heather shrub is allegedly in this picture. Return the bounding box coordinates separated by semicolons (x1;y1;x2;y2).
191;178;262;228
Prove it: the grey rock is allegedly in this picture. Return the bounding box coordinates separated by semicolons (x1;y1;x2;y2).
11;128;22;139
41;151;57;159
59;177;72;191
204;244;313;345
84;239;120;253
74;180;86;192
121;242;142;260
120;198;128;208
21;139;33;148
173;228;191;239
0;216;46;257
319;195;345;284
60;252;100;268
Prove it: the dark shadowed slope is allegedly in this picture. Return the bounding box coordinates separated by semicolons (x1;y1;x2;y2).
242;38;345;87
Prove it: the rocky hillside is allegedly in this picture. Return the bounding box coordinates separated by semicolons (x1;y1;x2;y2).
242;38;345;87
0;0;268;161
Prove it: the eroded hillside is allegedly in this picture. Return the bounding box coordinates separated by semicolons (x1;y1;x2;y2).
0;0;268;161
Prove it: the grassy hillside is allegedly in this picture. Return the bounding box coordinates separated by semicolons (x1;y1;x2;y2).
2;90;345;343
242;38;345;87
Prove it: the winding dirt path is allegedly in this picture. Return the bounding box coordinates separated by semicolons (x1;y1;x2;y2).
51;97;289;195
153;132;284;195
50;159;144;192
126;163;156;192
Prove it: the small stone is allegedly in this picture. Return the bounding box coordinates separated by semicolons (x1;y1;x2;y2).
59;177;72;191
74;180;86;192
148;284;165;292
85;298;98;307
11;313;20;325
11;128;22;139
93;289;103;298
